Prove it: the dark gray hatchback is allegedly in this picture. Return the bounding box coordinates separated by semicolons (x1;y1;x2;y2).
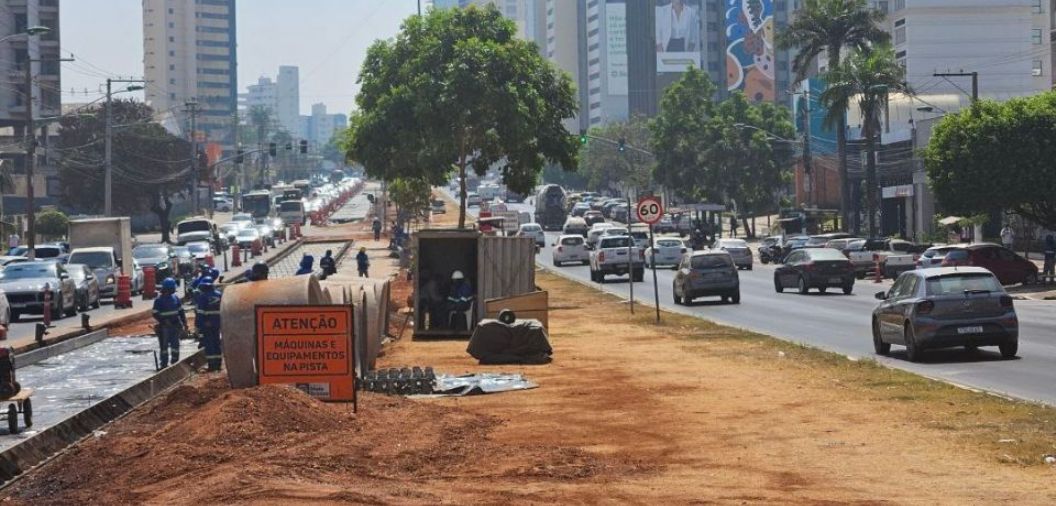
672;251;740;305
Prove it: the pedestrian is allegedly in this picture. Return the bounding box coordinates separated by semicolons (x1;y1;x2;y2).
152;278;186;368
730;215;739;238
194;277;223;372
356;247;370;277
1043;234;1056;284
446;270;474;330
1000;223;1015;250
372;218;382;241
320;249;337;276
295;254;315;276
7;233;17;251
419;270;444;329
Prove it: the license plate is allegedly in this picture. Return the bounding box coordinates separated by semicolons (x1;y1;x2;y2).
957;326;984;334
616;251;626;255
829;277;843;284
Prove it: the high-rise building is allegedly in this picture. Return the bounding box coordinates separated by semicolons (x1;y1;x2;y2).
299;103;347;148
585;1;629;127
143;0;238;149
546;0;586;131
240;66;300;136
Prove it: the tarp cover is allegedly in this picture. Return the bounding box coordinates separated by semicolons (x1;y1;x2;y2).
466;319;552;365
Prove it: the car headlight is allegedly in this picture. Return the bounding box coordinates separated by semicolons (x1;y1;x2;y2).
106;275;115;284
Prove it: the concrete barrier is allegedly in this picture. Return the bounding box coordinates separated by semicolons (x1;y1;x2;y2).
15;329;110;369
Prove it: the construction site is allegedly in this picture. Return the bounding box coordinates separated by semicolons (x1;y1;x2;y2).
0;190;1052;505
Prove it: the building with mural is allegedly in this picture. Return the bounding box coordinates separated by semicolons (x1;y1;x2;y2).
724;0;776;102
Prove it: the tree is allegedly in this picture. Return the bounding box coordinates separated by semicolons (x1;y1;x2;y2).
57;99;193;243
388;177;432;225
820;44;906;236
925;92;1056;231
345;5;578;228
651;67;716;202
579;116;653;194
35;210;69;239
779;0;889;230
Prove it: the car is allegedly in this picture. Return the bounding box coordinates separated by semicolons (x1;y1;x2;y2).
628;224;650;249
0;262;78;321
466;192;482;207
872;267;1018;362
713;238;752;270
67;247;123;298
672;251;740;305
0;256;29;267
847;238;925;279
175;217;216;245
940;243;1038;286
170;246;195;282
254;224;276;247
186;241;216;267
586;223;615;249
132;244;175;286
517;223;546;247
916;244;963;269
212;197;233;212
645;237;687;268
655;215;676;234
774;247;855;295
571;202;591;217
552;235;589;266
66;263;101;311
231;213;254;226
825;237;864;253
775;235;810;263
7;244;67;262
430;199;446;214
562;217;589;237
758;236;783;264
805;233;855;248
583;210;605;227
236;227;261;249
219;223;241;244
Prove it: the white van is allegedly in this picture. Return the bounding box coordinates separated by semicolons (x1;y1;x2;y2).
278;199;306;225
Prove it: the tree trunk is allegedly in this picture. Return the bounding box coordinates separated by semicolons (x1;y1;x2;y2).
865;113;878;238
457;158;468;230
741;216;753;239
829;50;852;234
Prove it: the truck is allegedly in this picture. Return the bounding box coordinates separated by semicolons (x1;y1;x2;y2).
533;184;567;231
174;217;216;245
589;235;645;283
67;217;134;297
847;238;928;279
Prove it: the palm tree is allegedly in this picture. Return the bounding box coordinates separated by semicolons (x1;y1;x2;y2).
778;0;889;230
819;44;907;236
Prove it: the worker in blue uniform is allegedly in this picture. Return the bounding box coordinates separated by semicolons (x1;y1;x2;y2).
295;254;315;275
194;276;223;372
152;277;186;368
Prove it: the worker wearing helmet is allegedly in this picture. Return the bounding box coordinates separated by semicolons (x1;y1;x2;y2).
193;277;223;372
446;270;474;330
295;254;315;276
244;261;269;282
151;277;186;368
355;247;369;277
320;249;337;276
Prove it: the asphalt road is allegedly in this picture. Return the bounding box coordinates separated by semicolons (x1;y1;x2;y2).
486;198;1056;406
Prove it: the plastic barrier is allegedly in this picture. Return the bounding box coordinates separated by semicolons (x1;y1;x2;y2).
231;245;242;267
143;266;157;300
115;275;132;309
42;284;53;327
250;238;262;257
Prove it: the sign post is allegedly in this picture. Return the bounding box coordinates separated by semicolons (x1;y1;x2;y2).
636;196;664;323
256;305;356;408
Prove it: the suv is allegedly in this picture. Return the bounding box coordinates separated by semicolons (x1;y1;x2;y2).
672;251;740;305
67;247;123;298
589;235;644;282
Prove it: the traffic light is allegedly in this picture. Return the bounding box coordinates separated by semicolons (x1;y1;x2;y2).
578;129;588;145
299;139;308;154
235;149;244;164
618;138;626;152
268;142;277;157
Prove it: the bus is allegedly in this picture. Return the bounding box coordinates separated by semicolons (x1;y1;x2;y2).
242;190;273;219
292;179;312;199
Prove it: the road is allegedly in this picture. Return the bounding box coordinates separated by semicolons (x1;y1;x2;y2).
486;197;1056;405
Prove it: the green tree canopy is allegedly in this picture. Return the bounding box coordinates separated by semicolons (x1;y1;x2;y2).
344;5;579;227
925;92;1056;230
579;116;653;194
651;67;716;202
35;210;69;239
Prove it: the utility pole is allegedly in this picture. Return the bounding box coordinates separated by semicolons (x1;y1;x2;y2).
104;78;146;216
184;98;200;213
933;72;978;103
24;55;35;259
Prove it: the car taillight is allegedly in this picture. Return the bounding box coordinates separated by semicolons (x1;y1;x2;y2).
1000;295;1014;309
598;251;605;262
916;300;935;314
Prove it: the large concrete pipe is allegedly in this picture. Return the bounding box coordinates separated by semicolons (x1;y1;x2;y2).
220;275;326;388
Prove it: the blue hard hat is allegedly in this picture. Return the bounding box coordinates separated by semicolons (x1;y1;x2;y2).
161;278;177;291
210;268;220;279
198;276;214;289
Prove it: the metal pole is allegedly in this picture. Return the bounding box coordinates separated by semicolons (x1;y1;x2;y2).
650;222;660;323
24;55;35;259
104;79;113;216
627;194;634;314
186;98;200;214
802;91;814;208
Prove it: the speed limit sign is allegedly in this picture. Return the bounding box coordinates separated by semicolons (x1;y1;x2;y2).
636;196;663;225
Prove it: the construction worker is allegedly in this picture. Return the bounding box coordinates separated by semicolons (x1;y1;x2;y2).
194;277;223;372
152;277;186;368
355;247;370;277
320;249;337;276
372;218;382;241
295;254;315;276
244;261;269;282
446;270;474;330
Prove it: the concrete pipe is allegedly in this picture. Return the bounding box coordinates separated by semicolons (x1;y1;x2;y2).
220;275;326;388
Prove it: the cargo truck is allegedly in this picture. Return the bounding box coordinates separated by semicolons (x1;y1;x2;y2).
67;217;134;298
533;184;567;231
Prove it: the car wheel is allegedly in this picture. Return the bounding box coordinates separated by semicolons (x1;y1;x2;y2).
65;294;78;317
904;323;923;362
632;269;644;282
855;272;865;280
92;294;101;309
797;276;809;295
760;258;769;265
747;264;753;271
872;319;890;355
552;259;561;267
731;291;740;304
843;283;854;295
721;295;728;303
999;340;1018;359
774;277;783;293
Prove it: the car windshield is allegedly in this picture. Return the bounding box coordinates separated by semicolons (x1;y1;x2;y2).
719;239;748;248
69;252;113;269
133;246;169;259
944;249;969;261
177;221;210;233
762;238;778;247
187;243;210;254
807;249;848;261
691;255;732;269
521;225;541;232
600;237;631;248
788;238;809;248
656;239;682;248
926;273;1003;295
238;229;258;238
35;247;62;258
561;237;584;246
847;239;866;250
805;236;829;246
280;201;303;212
1;264;56;279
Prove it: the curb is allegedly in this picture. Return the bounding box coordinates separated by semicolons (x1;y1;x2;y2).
14;329;110;369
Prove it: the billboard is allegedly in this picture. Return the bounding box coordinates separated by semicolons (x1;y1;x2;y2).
655;0;702;73
725;0;775;102
606;2;628;95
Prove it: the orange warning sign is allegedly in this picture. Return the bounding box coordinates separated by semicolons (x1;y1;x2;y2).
256;305;355;402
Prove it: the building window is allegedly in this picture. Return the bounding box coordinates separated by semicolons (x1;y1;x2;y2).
1032;28;1043;45
894;0;905;10
877;1;888;14
169;50;175;57
894;26;905;45
170;78;176;85
168;22;174;28
1032;59;1043;76
1032;0;1042;14
169;64;175;70
168;8;173;14
169;36;175;42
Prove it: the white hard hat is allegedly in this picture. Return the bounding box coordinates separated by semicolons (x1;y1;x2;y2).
451;270;465;280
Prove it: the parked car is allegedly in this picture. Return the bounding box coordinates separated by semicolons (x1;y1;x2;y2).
805;233;854;248
590;235;644;282
774;247;855;295
940;243;1039;286
466;192;482;207
713;238;753;270
672;250;740;305
236;227;261;249
872;267;1018;361
562;217;589;237
552;235;589;266
583;210;605;227
186;241;215;267
516;223;546;247
586;223;615;249
916;244;963;269
67;247;123;298
7;244;67;262
170;247;195;282
132;244;175;286
0;256;29;267
571;202;591;217
758;236;783;264
0;262;78;321
66;263;101;311
645;237;687;269
430;199;446;214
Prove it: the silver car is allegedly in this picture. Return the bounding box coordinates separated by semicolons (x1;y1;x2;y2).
713;238;753;270
645;237;687;268
672;251;740;305
872;267;1018;362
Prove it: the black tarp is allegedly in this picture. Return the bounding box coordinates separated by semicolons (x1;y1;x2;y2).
466;319;552;365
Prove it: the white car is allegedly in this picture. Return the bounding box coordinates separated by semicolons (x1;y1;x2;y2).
713;238;753;270
586;223;615;249
213;197;233;212
645;237;688;268
552;234;589;266
517;223;546;246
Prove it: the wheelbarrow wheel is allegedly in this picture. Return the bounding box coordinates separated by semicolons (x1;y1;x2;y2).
7;404;17;434
22;398;32;427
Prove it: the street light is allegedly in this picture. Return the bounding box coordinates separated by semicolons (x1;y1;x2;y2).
15;25;52;260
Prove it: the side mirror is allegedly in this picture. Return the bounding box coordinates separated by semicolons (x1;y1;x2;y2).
874;291;887;301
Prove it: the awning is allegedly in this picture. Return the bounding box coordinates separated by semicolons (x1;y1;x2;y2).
938;216;964;226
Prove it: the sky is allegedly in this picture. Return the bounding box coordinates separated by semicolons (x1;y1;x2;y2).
59;0;421;115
